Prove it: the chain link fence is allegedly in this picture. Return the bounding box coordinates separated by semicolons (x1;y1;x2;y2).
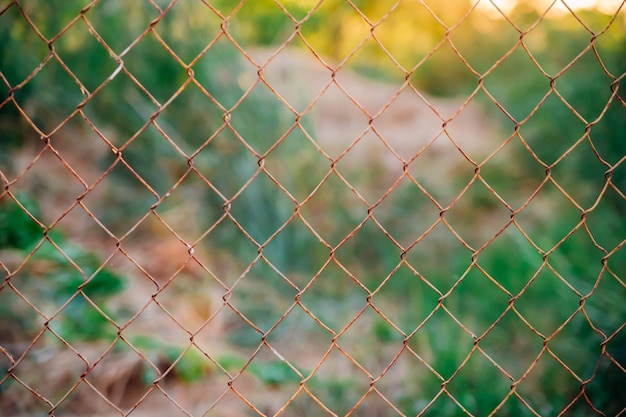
1;0;625;416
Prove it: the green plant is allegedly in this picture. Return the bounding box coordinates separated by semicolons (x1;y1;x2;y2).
0;193;126;343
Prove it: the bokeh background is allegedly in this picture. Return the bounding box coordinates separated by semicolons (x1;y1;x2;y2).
1;0;625;415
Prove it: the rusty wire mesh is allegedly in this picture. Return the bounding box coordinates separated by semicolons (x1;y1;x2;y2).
1;0;625;416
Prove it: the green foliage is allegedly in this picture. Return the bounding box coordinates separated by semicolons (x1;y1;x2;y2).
1;1;322;271
473;17;626;414
0;193;126;343
131;336;214;385
170;347;212;384
477;10;625;192
0;194;42;250
372;318;403;343
248;359;301;386
217;353;302;386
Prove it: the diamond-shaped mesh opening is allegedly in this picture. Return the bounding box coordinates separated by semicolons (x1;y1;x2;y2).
0;6;50;85
448;10;521;74
513;266;583;337
546;312;605;380
515;350;585;414
253;41;331;114
122;35;189;106
299;261;368;332
79;73;159;146
150;2;223;64
299;172;368;247
263;304;332;360
1;1;623;416
335;131;404;203
333;306;403;377
483;45;550;121
407;307;476;378
479;139;550;208
372;178;440;247
154;83;225;152
262;215;329;283
227;260;297;334
304;2;372;63
229;343;304;414
50;23;118;95
306;344;374;415
404;221;473;294
479;309;545;380
311;82;372;159
407;140;478;208
444;179;513;249
412;38;479;97
445;349;514;415
514;180;583;248
44;119;112;184
444;265;511;337
10;56;85;132
79;161;158;235
372;263;440;335
262;126;329;202
333;218;400;291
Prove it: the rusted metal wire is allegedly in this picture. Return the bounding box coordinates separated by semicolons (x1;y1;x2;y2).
1;0;624;416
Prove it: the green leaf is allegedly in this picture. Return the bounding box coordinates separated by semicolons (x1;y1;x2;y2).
0;193;42;250
248;360;301;386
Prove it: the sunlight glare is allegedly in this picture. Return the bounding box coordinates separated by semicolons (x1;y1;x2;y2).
478;0;624;16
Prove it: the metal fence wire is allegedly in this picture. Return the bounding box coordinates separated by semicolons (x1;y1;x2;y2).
0;0;625;416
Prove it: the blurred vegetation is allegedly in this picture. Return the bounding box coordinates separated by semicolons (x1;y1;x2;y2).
0;193;125;343
1;0;624;415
